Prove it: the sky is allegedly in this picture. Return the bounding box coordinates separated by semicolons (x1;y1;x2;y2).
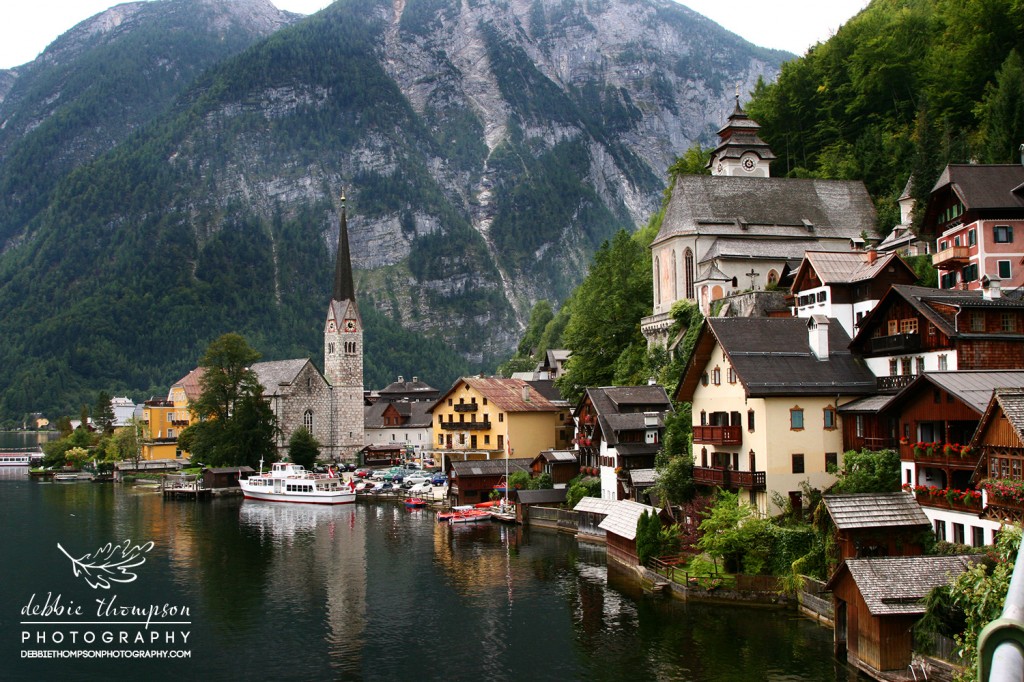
0;0;870;71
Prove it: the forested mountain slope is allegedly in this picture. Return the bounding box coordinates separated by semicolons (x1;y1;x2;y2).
0;0;787;419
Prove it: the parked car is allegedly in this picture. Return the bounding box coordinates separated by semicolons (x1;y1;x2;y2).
430;473;448;486
342;462;357;472
354;468;373;479
404;472;431;486
408;482;433;495
354;480;376;491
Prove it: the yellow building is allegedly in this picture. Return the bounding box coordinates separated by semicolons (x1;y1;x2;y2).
140;368;205;461
429;377;569;468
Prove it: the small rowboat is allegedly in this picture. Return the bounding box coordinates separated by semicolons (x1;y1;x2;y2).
404;497;427;508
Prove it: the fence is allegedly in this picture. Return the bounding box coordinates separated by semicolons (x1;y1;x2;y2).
528;506;578;532
797;575;833;623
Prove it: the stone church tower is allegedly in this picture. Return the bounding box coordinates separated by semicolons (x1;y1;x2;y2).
706;95;776;178
324;193;365;460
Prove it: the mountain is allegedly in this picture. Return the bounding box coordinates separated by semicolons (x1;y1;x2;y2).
0;0;788;420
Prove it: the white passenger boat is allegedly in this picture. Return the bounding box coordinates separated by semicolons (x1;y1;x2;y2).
240;461;355;505
0;452;31;466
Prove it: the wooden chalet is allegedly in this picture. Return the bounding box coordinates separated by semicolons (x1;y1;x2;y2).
969;388;1024;525
827;555;979;676
530;449;579;485
448;458;532;506
598;499;662;566
821;493;930;564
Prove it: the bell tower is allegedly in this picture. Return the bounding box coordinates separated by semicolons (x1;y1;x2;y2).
324;191;364;460
707;92;776;177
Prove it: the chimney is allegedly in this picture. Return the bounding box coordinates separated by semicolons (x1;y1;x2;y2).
866;248;877;264
644;412;659;427
412;376;418;383
808;315;830;360
522;385;531;402
397;375;404;383
982;275;1002;300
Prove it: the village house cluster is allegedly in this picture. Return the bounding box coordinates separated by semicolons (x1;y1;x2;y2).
69;102;1024;678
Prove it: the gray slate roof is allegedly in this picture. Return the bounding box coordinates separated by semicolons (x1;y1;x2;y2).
534;450;578;464
708;317;876;397
450;458;533;478
823;493;930;530
910;372;1024;414
837;394;899;414
573;496;619;515
654;175;875;247
629;468;659;486
699;237;842;264
931;164;1024;209
800;250;906;285
252;359;313;396
364;400;433;429
598;500;660;541
578;386;673;447
829;555;980;616
515;488;567;505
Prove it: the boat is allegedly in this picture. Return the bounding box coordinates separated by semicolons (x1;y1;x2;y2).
437;505;474;522
487;502;517;523
404;497;427;508
53;472;93;482
448;509;491;524
240;461;355;505
0;452;31;466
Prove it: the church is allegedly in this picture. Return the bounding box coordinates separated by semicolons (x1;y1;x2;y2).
252;194;365;462
641;99;876;345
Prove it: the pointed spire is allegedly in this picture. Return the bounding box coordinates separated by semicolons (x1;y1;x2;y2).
332;189;356;302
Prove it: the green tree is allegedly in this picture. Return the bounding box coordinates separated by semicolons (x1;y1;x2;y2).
977;49;1024;163
565;474;600;508
110;417;143;469
635;510;663;565
696;490;753;572
288;427;320;470
829;448;901;493
653;453;695;506
92;391;115;435
555;229;651;402
178;333;277;468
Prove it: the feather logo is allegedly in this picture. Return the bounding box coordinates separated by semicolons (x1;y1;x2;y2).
57;539;155;590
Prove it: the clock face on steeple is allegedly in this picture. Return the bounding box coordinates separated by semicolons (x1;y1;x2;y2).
741;154;757;172
344;319;357;332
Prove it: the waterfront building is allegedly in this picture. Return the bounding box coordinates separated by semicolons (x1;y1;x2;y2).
428;376;570;470
676;316;876;516
598;499;663;566
821;493;930;564
140;367;204;460
448;457;532;506
363;399;433;457
573;385;673;501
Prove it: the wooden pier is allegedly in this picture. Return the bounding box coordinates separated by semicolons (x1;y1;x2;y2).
162;474;210;500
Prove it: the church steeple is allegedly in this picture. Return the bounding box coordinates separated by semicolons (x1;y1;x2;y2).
707;92;776;177
332;191;356;302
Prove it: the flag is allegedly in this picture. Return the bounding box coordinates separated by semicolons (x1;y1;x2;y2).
327;466;335;478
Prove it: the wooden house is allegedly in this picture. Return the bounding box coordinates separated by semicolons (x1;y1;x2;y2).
203;466;254;490
827;555;979;676
514;488;567;525
573;496;618;543
970;388;1024;525
821;493;930;564
530;449;579;485
448;458;532;506
598;499;662;566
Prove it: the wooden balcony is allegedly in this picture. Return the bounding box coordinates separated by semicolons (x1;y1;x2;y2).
692;425;742;445
901;444;980;469
913;493;983;514
440;421;491;431
876;375;914;393
932;246;971;268
867;333;920;355
692;466;766;491
453;403;478;412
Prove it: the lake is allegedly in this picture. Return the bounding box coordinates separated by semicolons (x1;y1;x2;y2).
0;478;862;681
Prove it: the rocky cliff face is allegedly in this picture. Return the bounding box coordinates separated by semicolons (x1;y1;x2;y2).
0;0;789;417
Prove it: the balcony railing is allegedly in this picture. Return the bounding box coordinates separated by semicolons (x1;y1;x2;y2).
932;245;971;267
692;425;742;445
692;466;766;490
876;375;915;392
901;444;980;468
440;421;491;431
453;403;478;412
868;333;921;355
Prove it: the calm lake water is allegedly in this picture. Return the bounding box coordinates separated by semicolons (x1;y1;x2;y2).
0;477;862;681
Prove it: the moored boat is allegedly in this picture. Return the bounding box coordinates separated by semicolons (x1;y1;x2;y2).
448;508;491;524
0;452;31;467
404;497;427;508
240;461;355;505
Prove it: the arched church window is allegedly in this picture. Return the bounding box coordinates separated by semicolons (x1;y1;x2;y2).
671;249;678;301
303;410;313;432
654;256;661;305
684;248;695;299
767;270;779;287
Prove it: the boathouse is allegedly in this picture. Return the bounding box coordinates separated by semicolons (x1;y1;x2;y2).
822;492;931;563
574;496;617;543
203;466;254;490
826;554;979;676
599;500;662;566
